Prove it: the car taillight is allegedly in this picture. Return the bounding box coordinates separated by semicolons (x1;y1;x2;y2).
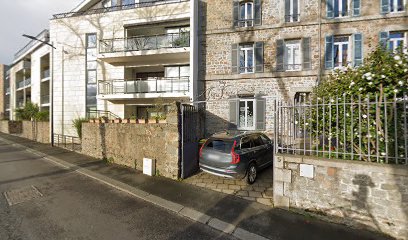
231;140;240;164
199;142;205;158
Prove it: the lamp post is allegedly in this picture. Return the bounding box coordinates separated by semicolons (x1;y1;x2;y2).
22;34;67;146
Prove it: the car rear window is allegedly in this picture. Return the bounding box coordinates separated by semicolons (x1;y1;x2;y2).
205;140;234;153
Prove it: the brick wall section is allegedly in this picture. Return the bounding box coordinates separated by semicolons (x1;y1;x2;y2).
273;154;408;239
81;104;180;179
20;121;50;144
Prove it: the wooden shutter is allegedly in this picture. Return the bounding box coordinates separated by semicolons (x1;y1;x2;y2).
285;0;291;22
229;99;238;129
256;98;266;130
255;42;264;73
325;35;334;69
302;37;312;70
379;32;389;49
381;0;389;14
254;0;262;25
233;1;239;27
232;44;239;74
276;39;285;71
353;0;361;16
353;33;363;66
326;0;334;18
293;0;299;21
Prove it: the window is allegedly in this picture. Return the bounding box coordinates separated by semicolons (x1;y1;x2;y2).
86;34;97;48
326;34;363;69
333;36;350;68
327;0;360;18
239;44;254;74
389;32;406;51
240;137;253;150
252;135;265;147
122;0;135;6
233;0;261;27
294;92;311;105
86;33;98;113
229;97;266;130
285;0;300;22
334;0;350;17
276;38;311;72
239;2;254;27
285;40;302;71
390;0;404;12
205;140;234;153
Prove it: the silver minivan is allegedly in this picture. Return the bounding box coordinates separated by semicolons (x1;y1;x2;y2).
199;131;274;184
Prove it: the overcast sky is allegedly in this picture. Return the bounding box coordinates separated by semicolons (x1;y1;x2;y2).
0;0;84;65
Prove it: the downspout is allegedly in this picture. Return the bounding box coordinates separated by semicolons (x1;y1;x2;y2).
318;0;322;85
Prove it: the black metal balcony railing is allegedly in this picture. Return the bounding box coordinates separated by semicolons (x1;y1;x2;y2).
86;110;120;120
52;0;188;19
25;78;31;86
100;32;190;53
98;77;190;95
17;81;25;89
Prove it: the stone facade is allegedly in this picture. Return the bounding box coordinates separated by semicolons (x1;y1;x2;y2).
0;121;22;134
274;154;408;239
81;104;180;179
20;121;50;144
199;0;408;135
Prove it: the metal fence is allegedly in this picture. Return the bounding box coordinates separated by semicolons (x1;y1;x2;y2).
275;93;408;165
53;134;82;152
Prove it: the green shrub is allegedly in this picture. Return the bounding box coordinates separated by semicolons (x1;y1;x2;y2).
72;118;88;139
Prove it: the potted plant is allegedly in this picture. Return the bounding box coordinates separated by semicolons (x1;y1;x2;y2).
129;115;137;124
138;118;147;124
148;118;158;124
157;114;167;124
114;118;122;123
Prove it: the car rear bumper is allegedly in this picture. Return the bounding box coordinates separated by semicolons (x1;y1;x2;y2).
199;163;246;179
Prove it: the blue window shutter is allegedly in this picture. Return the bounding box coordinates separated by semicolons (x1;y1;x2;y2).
254;0;262;25
285;0;291;22
381;0;390;13
276;39;285;71
327;0;334;18
232;44;239;74
255;42;264;73
229;99;238;130
379;32;389;49
302;37;312;70
256;98;266;130
353;33;363;66
353;0;361;16
325;35;334;69
233;1;239;27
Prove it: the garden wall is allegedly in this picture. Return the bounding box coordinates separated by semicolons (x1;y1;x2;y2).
21;121;50;144
81;106;180;179
274;154;408;239
0;120;22;134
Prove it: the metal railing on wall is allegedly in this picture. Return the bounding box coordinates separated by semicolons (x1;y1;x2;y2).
53;134;82;152
275;92;408;165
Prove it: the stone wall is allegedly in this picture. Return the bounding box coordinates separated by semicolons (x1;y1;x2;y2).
273;154;408;239
0;120;22;134
20;121;50;144
81;104;180;179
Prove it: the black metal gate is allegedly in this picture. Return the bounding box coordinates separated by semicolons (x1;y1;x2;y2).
180;104;200;179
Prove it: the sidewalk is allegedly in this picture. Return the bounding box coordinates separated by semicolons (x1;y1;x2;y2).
0;133;393;240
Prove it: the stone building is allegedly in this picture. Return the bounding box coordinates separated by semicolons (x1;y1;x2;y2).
6;30;51;121
50;0;199;136
199;0;408;135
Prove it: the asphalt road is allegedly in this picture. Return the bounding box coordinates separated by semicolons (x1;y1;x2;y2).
0;139;236;240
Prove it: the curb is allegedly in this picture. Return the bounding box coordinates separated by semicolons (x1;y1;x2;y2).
0;136;271;240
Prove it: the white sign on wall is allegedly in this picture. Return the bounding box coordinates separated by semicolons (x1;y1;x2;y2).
143;158;156;176
300;164;314;179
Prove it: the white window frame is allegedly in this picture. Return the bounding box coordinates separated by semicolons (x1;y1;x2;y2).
333;36;351;68
238;98;256;130
390;0;405;13
239;44;255;74
334;0;351;18
287;0;300;22
239;2;254;27
284;40;302;71
389;32;407;51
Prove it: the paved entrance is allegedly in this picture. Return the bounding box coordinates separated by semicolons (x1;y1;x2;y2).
184;167;273;206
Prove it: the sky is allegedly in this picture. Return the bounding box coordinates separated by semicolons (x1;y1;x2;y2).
0;0;84;65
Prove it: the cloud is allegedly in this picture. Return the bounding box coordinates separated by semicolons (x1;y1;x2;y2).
0;0;83;64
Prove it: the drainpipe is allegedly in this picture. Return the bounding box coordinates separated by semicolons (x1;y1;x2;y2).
317;0;322;85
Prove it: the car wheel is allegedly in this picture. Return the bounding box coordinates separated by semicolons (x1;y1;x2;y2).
246;163;257;185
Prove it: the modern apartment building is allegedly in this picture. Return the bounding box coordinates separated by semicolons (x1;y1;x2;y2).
199;0;408;135
0;64;10;119
7;30;51;120
50;0;199;136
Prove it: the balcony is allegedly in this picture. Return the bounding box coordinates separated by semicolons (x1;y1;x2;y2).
25;78;31;86
41;95;50;105
17;81;25;89
5;87;10;95
14;60;31;72
53;0;189;19
98;77;190;100
5;103;10;110
98;33;190;64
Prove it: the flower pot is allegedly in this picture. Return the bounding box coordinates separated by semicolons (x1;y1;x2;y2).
122;119;130;124
137;119;147;124
114;118;122;123
89;119;95;123
129;119;137;124
158;119;167;124
148;119;158;124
